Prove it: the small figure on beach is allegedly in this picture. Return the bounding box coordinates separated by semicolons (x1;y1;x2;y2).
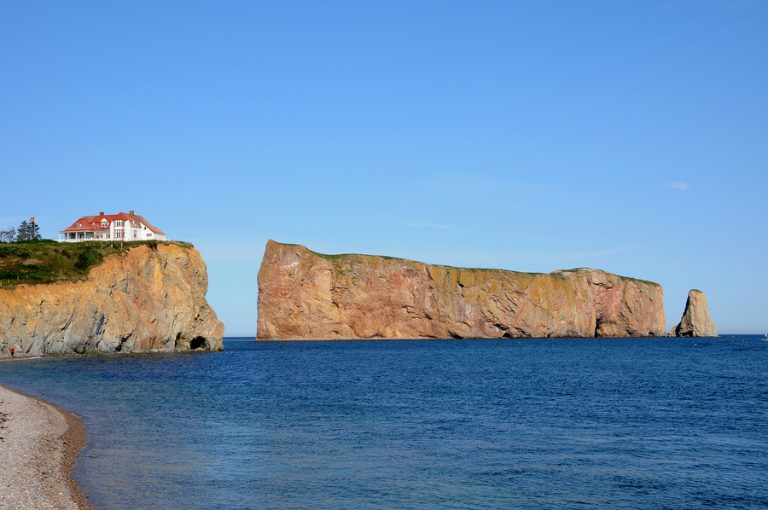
9;346;14;357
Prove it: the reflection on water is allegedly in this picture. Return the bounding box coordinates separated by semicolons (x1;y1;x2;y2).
2;336;767;509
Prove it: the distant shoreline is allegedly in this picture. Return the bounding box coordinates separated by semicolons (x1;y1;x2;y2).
0;385;90;509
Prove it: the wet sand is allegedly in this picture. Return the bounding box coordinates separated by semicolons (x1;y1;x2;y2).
0;385;90;509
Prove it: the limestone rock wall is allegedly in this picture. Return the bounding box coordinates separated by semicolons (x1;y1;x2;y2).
671;289;718;337
0;244;224;355
257;241;666;340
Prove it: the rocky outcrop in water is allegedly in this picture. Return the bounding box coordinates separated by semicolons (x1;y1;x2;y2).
671;289;718;337
0;243;224;354
257;241;667;340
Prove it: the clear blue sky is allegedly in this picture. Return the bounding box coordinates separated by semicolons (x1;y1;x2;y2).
2;1;766;336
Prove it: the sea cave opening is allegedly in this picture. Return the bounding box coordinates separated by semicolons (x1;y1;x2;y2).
189;336;207;350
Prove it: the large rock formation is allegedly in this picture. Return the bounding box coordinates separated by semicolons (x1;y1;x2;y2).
0;243;224;355
671;289;718;337
257;241;666;340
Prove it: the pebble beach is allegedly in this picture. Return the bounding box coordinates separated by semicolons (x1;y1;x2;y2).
0;385;89;509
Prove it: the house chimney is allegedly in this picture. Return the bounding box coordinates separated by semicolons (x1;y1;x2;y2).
99;211;104;216
129;210;135;216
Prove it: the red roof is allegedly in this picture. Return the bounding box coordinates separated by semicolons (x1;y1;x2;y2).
133;214;165;236
61;212;165;235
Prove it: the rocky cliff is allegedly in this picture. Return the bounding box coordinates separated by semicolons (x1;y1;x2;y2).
257;241;666;340
671;289;718;337
0;243;224;354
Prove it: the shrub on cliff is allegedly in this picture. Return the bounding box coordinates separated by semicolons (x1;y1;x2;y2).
75;249;102;271
0;240;190;288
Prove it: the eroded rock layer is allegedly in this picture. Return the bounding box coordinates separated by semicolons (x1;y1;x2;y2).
0;244;224;354
257;241;666;340
672;289;718;337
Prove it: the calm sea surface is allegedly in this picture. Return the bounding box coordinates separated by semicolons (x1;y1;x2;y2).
1;336;767;509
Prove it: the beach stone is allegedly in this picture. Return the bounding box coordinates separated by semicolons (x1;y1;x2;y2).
0;386;82;510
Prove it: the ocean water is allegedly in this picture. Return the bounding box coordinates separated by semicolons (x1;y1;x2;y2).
1;336;767;509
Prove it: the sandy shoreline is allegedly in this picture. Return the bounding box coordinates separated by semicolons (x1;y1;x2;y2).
0;385;90;509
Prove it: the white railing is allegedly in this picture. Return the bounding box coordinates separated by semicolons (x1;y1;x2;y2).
58;234;114;243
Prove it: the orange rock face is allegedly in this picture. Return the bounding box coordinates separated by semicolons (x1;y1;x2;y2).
257;241;666;340
0;244;224;354
671;289;718;337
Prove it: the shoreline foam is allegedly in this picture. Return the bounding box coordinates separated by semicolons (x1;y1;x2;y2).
0;385;90;509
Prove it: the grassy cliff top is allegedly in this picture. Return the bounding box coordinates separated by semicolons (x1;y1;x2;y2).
268;240;660;286
0;240;193;288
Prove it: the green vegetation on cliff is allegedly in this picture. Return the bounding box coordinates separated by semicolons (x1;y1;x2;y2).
0;240;192;288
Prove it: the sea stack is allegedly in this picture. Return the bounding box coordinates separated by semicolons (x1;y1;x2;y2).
257;240;667;340
671;289;718;337
0;243;224;354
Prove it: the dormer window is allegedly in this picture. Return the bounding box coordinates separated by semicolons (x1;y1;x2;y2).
101;219;108;228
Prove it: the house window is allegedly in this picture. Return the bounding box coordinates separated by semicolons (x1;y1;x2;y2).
114;230;123;239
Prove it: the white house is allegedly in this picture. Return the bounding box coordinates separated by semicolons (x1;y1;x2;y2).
58;211;167;242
